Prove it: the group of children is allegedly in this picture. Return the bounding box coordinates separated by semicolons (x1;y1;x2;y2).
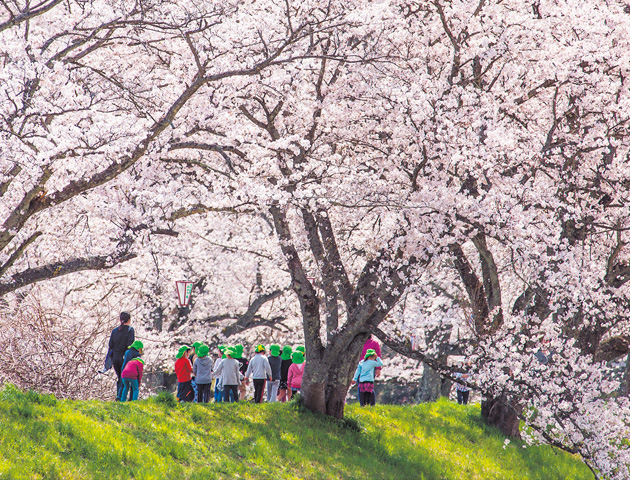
174;343;307;404
115;334;385;407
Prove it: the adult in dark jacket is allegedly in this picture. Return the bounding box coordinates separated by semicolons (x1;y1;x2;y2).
108;312;135;401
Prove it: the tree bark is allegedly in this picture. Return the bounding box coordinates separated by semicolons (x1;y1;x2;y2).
301;331;367;418
416;364;451;403
481;396;522;438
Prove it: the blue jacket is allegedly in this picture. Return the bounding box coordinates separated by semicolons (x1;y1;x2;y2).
353;358;383;383
121;348;141;370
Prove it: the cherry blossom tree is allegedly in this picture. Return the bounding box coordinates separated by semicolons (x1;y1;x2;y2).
0;0;345;299
158;0;630;476
3;0;630;477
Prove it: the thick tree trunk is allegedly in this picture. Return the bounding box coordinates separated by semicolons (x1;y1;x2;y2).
415;363;452;403
301;332;367;418
325;382;349;419
481;396;522;438
441;377;453;398
302;378;327;414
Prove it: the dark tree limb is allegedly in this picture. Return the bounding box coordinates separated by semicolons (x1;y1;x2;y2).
0;0;64;33
270;205;323;354
594;335;630;363
0;167;52;252
371;326;476;389
316;210;354;307
0;163;22;197
0;231;42;278
471;232;502;312
301;209;339;339
0;251;136;297
449;242;490;334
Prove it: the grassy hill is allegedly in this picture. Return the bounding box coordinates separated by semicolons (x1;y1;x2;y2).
0;385;592;480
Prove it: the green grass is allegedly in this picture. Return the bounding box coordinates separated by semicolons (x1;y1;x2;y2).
0;385;592;480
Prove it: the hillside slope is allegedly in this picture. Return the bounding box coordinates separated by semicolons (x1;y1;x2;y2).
0;386;592;480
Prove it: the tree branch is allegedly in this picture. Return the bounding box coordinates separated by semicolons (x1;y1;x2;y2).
270;204;323;354
371;326;477;389
449;242;490;335
0;0;64;33
471;232;503;330
0;251;136;297
0;231;42;278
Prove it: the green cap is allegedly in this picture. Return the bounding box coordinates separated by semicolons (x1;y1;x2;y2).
129;341;144;351
233;344;244;359
256;344;266;353
176;345;190;359
218;345;227;358
198;345;209;358
225;348;236;357
193;341;203;348
364;349;377;360
292;351;305;364
296;345;305;355
270;344;281;356
281;345;293;361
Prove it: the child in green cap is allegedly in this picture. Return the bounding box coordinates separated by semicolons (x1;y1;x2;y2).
267;345;282;402
213;348;242;402
351;349;383;406
234;344;249;401
214;345;227;402
175;345;195;402
120;340;143;401
194;344;213;403
190;341;203;403
277;345;293;402
121;357;144;402
287;351;305;401
245;344;272;404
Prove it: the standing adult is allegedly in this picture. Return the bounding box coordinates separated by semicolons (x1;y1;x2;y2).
246;344;272;404
267;344;282;402
108;311;135;401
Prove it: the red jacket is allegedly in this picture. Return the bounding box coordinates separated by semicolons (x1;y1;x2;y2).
175;357;193;382
121;359;144;384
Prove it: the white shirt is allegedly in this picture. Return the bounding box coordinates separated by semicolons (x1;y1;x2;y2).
245;353;272;380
